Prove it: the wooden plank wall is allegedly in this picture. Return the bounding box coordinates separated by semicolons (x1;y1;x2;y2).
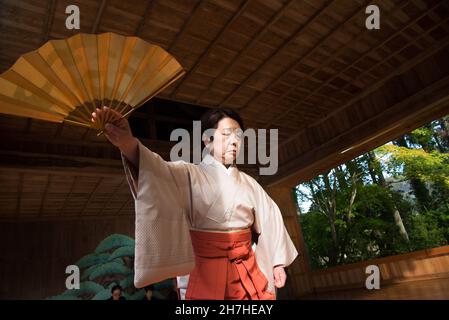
303;245;449;299
0;217;134;299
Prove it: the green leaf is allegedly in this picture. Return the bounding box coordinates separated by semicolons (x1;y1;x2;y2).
89;261;132;281
108;245;135;261
94;234;135;254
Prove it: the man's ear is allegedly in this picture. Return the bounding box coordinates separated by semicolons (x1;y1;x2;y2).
202;132;213;144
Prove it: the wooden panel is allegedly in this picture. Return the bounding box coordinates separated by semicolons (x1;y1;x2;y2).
300;245;449;299
0;217;134;299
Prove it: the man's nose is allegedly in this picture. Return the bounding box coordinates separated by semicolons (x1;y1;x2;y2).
229;137;238;147
230;132;241;143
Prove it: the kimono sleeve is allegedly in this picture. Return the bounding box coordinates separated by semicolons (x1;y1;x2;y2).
120;139;195;288
251;180;299;294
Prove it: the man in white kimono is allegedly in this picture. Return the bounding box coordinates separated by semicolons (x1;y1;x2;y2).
92;106;298;299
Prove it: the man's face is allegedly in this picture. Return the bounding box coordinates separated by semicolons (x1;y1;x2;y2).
112;289;121;300
208;117;242;165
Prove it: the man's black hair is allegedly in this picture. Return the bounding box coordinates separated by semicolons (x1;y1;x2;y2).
200;107;245;142
111;284;122;293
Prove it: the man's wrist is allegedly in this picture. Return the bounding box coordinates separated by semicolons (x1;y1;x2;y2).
119;136;137;152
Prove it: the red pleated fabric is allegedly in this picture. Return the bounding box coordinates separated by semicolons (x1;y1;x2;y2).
185;228;275;300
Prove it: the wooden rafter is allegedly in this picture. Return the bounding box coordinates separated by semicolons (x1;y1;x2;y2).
115;197;131;215
264;0;445;128
91;0;108;34
234;0;374;115
98;177;126;216
216;0;337;108
169;0;252;98
60;176;77;217
167;0;204;51
193;0;297;105
280;21;449;148
79;177;104;216
15;172;24;219
266;73;449;188
249;0;412;121
38;174;52;218
41;0;56;44
0;213;134;223
134;0;156;36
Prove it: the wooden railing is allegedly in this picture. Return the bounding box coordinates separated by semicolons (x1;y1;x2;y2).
299;245;449;299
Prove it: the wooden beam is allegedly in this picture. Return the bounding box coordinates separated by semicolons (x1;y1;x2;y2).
0;150;125;178
79;177;104;216
169;0;253;98
115;197;132;216
0;129;177;159
262;74;449;188
236;0;376;112
0;214;134;223
216;0;337;108
98;178;126;216
91;0;108;34
42;0;56;43
167;0;204;51
194;0;297;105
15;172;24;220
266;185;314;297
134;0;156;36
261;0;413;124
266;1;447;128
280;18;449;148
60;176;77;218
38;174;51;218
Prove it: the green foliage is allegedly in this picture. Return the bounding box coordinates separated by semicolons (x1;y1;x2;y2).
92;288;113;300
119;274;134;290
297;115;449;270
108;246;135;261
408;211;448;251
377;145;449;187
47;233;174;300
94;234;135;254
76;253;110;269
88;261;132;281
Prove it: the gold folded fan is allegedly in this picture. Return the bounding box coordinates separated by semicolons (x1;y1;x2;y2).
0;32;185;133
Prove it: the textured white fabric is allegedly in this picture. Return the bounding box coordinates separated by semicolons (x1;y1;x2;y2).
121;139;298;297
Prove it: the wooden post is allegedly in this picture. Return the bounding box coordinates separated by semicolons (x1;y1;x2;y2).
266;185;314;298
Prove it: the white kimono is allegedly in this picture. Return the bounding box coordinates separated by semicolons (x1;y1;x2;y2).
121;139;298;299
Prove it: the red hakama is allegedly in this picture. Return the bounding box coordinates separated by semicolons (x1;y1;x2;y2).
185;228;275;300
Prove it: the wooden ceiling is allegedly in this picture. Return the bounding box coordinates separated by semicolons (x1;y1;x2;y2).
1;0;449;221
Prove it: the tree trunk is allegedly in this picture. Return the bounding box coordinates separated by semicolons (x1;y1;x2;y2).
322;172;339;266
369;150;410;242
395;137;431;211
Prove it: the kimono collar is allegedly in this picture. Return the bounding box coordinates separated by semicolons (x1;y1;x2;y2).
201;153;237;176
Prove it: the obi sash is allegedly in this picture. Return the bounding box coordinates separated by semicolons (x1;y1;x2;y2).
185;228;275;300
